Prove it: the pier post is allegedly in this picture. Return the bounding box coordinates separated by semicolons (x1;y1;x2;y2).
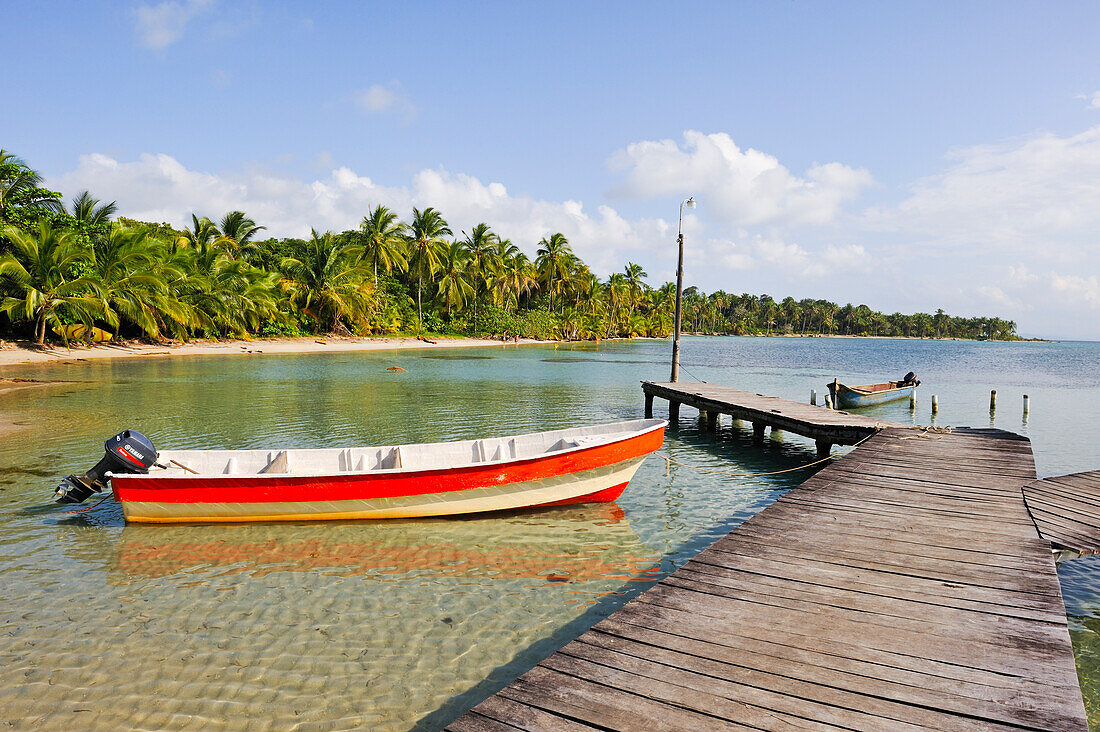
752;422;765;445
644;393;654;419
705;411;718;432
669;401;680;423
816;441;832;458
824;394;832;409
990;389;997;411
932;395;938;415
810;389;817;405
1023;394;1029;415
909;393;916;410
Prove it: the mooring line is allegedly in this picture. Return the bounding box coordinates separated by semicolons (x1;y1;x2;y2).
660;425;952;478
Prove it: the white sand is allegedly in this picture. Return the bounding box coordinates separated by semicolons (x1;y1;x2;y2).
0;335;552;369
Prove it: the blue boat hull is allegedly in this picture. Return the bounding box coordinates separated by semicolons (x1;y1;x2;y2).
829;382;916;409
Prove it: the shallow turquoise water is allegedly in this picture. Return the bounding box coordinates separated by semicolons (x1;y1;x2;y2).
0;336;1097;729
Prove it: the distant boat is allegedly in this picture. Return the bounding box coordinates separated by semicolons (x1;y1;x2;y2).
827;373;920;409
58;420;666;523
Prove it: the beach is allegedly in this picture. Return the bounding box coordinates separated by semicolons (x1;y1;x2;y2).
0;335;552;369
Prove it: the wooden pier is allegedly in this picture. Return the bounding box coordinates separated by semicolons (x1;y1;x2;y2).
643;380;897;456
1024;470;1100;555
447;427;1087;731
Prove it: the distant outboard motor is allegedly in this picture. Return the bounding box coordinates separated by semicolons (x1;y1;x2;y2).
898;371;921;387
55;430;158;504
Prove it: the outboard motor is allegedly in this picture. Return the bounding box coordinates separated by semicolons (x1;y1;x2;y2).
898;371;921;387
55;430;158;504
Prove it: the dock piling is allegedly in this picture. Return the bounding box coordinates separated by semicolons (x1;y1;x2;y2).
1023;394;1030;415
932;395;938;415
810;389;817;405
644;393;653;419
990;389;997;411
752;421;766;444
909;393;916;410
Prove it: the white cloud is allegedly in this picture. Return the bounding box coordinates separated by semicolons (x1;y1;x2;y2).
865;125;1100;262
1078;91;1100;110
46;121;1100;338
1050;273;1099;307
353;83;416;121
134;0;214;50
609;130;873;227
692;235;871;279
49;153;665;275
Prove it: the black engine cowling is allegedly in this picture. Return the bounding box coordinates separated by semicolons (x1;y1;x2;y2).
55;430;159;504
897;371;921;388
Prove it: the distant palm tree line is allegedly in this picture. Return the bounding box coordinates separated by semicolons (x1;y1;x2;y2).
0;149;1018;345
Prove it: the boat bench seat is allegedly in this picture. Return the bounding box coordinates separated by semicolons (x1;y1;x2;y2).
259;451;289;474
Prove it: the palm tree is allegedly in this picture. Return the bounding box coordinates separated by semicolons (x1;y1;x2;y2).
0;150;63;217
67;191;118;227
279;230;374;333
180;214;219;251
0;223;111;345
492;244;537;312
535;232;572;313
90;226;173;337
604;273;630;337
405;207;451;328
462;222;497;329
436;241;474;316
359;205;407;284
623;262;648;317
218;211;266;254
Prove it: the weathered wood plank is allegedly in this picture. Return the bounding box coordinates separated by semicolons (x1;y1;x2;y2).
1023;471;1100;553
447;427;1087;731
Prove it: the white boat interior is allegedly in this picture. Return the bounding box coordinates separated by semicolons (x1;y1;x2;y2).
146;419;667;478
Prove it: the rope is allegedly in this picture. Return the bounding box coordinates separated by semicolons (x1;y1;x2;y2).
677;362;708;384
660;431;878;478
64;493;113;514
898;425;953;440
659;424;953;478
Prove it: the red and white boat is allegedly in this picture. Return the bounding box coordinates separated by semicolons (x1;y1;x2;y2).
71;419;665;524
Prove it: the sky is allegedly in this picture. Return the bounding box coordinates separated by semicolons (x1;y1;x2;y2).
3;1;1100;339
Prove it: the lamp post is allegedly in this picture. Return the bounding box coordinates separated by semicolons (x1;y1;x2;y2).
670;196;695;382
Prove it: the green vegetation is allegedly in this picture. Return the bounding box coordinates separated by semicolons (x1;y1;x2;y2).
678;291;1019;340
0;148;1020;345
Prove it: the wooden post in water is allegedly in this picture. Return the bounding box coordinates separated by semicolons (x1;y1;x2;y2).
668;401;680;423
932;395;938;414
810;389;817;405
752;422;765;445
705;411;718;432
1023;394;1030;415
644;393;654;419
824;394;832;409
816;440;832;458
909;393;916;410
990;389;997;411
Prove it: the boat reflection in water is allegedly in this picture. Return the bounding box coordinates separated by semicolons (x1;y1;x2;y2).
107;503;662;588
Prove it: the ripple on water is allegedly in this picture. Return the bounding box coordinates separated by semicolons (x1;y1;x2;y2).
1;339;1097;729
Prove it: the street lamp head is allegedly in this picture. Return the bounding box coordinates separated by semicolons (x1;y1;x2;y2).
684;196;696;209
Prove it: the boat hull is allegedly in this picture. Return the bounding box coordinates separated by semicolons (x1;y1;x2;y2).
111;422;664;523
829;382;916;409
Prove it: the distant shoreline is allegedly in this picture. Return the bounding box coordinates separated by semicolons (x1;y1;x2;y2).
0;331;1052;370
684;332;1049;343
